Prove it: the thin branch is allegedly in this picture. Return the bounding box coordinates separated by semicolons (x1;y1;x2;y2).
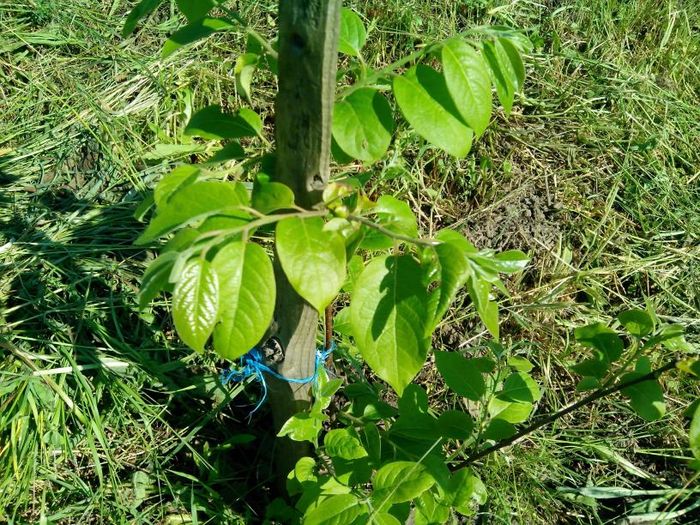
347;214;440;247
452;359;678;471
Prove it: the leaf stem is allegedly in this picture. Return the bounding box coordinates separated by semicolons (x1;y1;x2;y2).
452;359;678;470
347;214;440;247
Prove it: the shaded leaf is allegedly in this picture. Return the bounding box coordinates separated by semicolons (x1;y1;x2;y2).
122;0;163;37
176;0;216;21
437;410;474;440
185;105;262;140
618;309;654;338
434;351;486;401
162;17;237;58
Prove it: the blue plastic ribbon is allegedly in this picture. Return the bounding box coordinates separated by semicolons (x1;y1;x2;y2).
221;342;335;414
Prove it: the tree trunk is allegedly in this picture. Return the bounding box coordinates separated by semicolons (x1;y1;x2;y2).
269;0;341;482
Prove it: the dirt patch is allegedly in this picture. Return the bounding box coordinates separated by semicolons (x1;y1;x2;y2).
462;183;566;257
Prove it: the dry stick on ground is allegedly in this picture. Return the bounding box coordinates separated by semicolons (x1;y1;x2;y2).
453;359;679;471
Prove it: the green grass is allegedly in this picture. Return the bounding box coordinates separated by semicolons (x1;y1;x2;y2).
1;0;699;523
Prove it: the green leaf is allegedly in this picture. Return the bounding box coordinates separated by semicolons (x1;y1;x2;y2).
445;468;488;515
175;0;216;21
482;40;514;115
488;397;532;424
498;372;541;403
488;250;530;274
142;143;207;160
437;410;474;440
434;351;486;401
482;419;516;441
571;352;609;379
441;39;492;137
575;376;600;392
252;175;294;214
373;461;436;506
185;105;262;140
466;276;499;340
361;195;418;250
133;192;155;221
498;37;525;91
621;373;665;421
211;241;275;360
276;216;346;312
350;255;429;395
172;258;219;352
122;0;163;37
618;309;654;338
154;165;200;208
303;494;367;525
507;356;534;372
138;252;177;310
575;323;624;363
324;429;368;460
393;65;474;158
338;8;366;57
235;52;258;103
278;413;324;444
205;142;246;164
162;17;237;58
333;89;394;163
136;181;250;244
370;513;401;525
430;230;473;327
690;403;700;461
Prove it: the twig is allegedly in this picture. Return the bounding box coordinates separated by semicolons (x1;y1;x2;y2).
452;359;678;470
347;214;440;247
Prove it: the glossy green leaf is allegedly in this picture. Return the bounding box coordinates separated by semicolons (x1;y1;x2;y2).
621;373;665;421
277;216;346;312
414;492;451;525
618;309;654;338
373;461;435;505
434;351;486;401
252;175;294;214
370;513;401;525
489;250;530;274
488;397;532;424
138;252;177;310
136;181;250;244
361;195;418;250
185;105;262;140
575;323;624;363
176;0;216;21
338;8;366;57
235;52;258;103
162;17;237;58
393;65;474;157
350;255;429;395
441;39;492;137
211;241;275;360
498;371;541;403
172;258;219;352
324;429;368;460
303;494;367;525
122;0;163;37
278;413;324;444
483;40;514;115
437;410;474;440
154;165;200;208
333;88;394;163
